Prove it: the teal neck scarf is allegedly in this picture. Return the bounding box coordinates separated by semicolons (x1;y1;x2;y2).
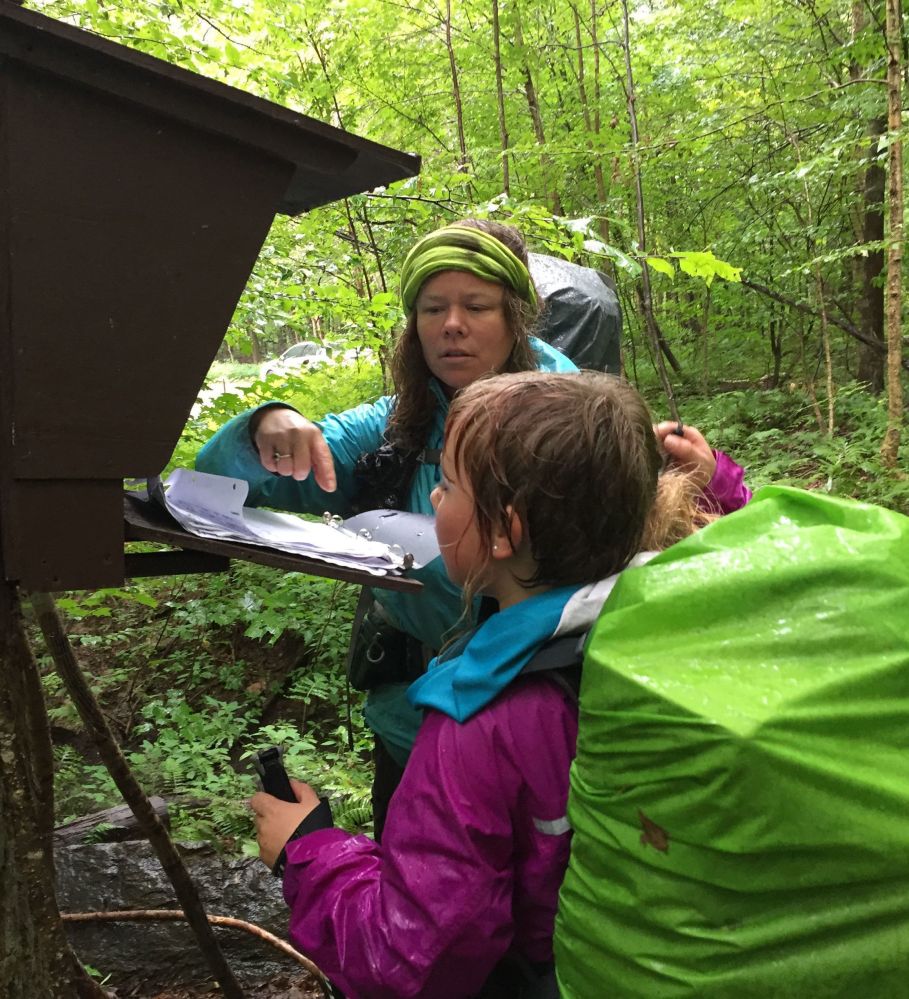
400;226;537;312
407;586;580;723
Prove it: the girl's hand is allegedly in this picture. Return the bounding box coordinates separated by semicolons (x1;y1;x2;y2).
250;779;321;870
654;421;717;490
253;407;337;491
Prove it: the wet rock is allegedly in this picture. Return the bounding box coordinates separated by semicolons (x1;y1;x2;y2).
56;840;296;990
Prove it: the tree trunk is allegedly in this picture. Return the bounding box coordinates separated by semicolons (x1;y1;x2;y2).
856;119;886;391
882;0;904;466
620;0;682;414
814;270;835;435
359;205;388;294
513;4;563;214
0;581;105;998
686;286;713;392
570;3;610;244
849;0;887;395
342;200;374;299
589;0;610;246
491;0;510;195
852;1;887;391
444;0;469;172
795;315;827;433
769;311;783;389
304;23;376;298
31;593;245;999
248;326;263;364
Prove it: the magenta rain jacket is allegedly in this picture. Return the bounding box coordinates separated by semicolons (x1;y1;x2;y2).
284;675;576;998
703;450;752;512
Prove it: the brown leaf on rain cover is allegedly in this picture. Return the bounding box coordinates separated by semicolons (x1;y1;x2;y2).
638;809;669;852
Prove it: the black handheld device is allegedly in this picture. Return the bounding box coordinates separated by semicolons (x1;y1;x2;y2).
254;746;297;803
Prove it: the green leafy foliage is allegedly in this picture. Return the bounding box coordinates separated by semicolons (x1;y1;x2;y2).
669;385;908;514
671;251;742;286
42;564;371;848
54;747;120;823
171;361;384;473
54;588;158;620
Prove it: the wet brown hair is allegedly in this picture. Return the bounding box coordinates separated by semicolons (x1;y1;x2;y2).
388;219;539;450
444;371;706;604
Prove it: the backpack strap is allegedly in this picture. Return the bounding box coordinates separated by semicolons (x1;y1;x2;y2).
519;632;587;703
350;437;442;516
476;632;587;999
417;447;441;465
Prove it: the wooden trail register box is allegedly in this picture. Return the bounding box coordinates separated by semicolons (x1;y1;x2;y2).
0;4;421;593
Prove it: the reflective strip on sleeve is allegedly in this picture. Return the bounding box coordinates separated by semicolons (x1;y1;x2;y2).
534;815;571;836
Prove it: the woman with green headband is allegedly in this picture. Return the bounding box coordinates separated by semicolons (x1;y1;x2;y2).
196;218;747;835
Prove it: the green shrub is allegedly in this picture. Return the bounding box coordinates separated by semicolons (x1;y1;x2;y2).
169;361;384;472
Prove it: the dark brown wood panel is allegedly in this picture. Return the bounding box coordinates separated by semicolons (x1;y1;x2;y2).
0;5;420;591
4;481;124;591
5;61;292;481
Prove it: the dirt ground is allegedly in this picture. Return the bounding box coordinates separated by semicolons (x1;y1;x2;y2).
107;973;326;998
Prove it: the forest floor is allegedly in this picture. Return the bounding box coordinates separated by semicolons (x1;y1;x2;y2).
113;975;325;998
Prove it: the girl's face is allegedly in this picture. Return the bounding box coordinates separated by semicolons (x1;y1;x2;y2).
415;270;513;396
430;430;487;589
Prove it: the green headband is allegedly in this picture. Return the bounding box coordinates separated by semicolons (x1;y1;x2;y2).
399;226;538;312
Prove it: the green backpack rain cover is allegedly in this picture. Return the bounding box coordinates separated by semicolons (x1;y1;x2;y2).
555;486;909;997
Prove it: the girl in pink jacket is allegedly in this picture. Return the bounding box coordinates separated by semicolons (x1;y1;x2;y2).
252;371;730;998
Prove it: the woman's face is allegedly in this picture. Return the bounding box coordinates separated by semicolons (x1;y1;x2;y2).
415;270;514;395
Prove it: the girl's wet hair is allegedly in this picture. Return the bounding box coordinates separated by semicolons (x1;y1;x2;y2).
444;371;699;603
388;219;539;450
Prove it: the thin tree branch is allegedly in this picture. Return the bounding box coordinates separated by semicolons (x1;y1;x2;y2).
740;279;909;370
184;7;271;57
367;192;470;210
62;910;331;992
